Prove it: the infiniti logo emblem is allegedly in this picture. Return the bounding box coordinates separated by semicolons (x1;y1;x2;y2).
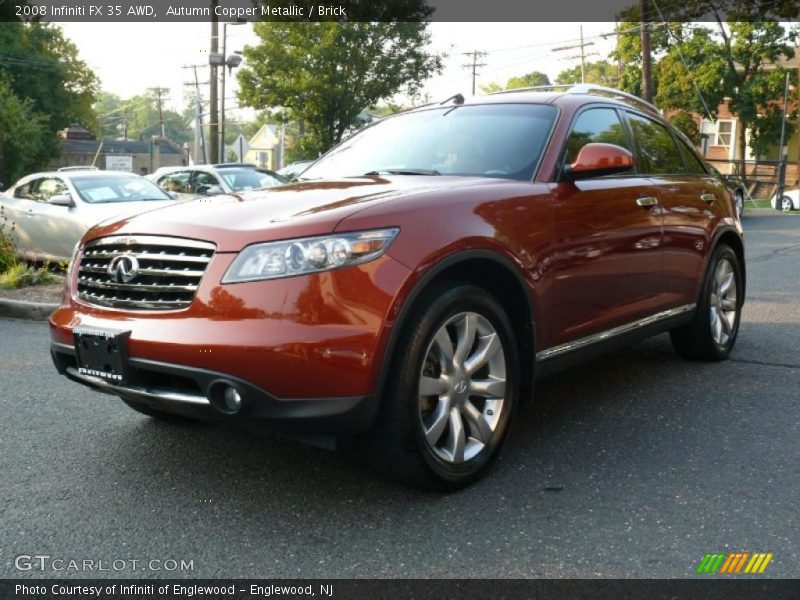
107;255;140;283
454;380;468;394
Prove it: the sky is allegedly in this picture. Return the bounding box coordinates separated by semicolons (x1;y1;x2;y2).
59;22;619;121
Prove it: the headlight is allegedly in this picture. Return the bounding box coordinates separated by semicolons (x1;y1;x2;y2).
221;228;400;283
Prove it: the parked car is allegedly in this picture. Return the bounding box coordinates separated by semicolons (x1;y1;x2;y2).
2;170;180;262
277;160;313;181
147;163;286;197
50;85;745;489
708;165;746;217
770;188;799;211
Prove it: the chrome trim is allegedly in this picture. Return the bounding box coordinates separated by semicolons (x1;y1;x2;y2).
85;235;216;251
65;366;210;406
536;304;696;361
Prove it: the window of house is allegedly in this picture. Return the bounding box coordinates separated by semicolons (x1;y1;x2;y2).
700;119;735;147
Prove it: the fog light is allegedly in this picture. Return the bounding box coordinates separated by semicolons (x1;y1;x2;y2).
223;386;242;412
208;381;243;415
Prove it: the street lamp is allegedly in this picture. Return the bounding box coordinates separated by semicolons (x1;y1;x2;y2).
220;20;246;163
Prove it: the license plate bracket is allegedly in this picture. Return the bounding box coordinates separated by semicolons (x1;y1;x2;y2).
73;327;131;384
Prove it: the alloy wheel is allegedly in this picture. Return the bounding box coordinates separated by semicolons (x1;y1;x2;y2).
417;312;507;464
781;196;793;212
709;258;738;346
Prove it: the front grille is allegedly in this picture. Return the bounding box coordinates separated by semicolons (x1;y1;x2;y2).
77;235;216;310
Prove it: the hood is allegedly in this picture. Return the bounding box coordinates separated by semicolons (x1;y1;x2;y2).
85;176;501;252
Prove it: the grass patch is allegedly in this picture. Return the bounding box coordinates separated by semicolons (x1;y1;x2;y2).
0;262;60;290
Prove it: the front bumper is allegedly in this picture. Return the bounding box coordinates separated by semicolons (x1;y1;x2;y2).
50;252;414;435
50;341;371;435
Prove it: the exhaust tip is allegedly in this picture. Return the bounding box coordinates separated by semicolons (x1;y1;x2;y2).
208;381;243;415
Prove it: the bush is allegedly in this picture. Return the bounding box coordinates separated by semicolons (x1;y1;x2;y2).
0;263;59;290
0;205;18;273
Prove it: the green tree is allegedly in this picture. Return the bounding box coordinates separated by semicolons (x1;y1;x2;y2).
612;3;796;160
668;111;702;145
556;60;619;86
0;80;46;186
93;91;193;144
0;22;97;181
481;71;550;94
237;21;442;158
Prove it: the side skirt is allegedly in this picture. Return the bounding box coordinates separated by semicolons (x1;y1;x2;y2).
534;304;695;379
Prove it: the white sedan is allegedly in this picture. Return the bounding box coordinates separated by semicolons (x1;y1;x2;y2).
1;169;180;262
771;188;800;212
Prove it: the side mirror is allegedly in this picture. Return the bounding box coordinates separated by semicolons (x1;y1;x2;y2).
49;193;75;207
197;184;223;196
563;143;634;180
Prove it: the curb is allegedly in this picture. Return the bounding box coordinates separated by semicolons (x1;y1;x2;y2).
0;298;58;321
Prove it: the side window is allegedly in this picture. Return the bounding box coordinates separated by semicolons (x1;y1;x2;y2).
14;180;35;200
626;112;685;175
192;171;221;194
676;135;708;175
158;171;191;193
564;107;633;169
39;178;68;203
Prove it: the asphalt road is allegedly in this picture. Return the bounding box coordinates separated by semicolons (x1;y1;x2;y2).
1;211;798;579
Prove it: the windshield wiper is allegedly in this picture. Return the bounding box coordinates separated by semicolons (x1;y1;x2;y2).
361;169;441;177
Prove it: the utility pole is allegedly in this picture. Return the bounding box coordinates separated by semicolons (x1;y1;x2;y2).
552;25;595;84
184;65;208;164
209;0;219;165
462;50;487;95
776;71;790;207
147;87;169;138
640;0;653;102
122;110;128;141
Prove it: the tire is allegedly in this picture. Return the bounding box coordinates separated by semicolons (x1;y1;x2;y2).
780;195;794;212
366;283;520;490
670;244;742;361
734;191;744;218
119;395;195;423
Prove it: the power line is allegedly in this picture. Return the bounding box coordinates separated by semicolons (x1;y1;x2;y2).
462;50;487;96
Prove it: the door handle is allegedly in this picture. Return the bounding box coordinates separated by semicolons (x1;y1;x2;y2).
700;193;716;204
636;196;658;207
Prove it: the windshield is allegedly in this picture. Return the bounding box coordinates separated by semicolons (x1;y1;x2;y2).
72;175;172;204
301;103;558;181
218;168;287;192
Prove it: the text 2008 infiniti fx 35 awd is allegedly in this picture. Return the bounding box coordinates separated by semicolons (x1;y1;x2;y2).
50;86;745;488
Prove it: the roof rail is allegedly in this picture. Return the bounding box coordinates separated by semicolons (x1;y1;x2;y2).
58;166;99;172
487;84;573;95
487;83;661;115
568;84;661;115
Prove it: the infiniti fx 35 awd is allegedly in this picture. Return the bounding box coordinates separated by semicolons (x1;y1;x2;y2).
50;86;745;488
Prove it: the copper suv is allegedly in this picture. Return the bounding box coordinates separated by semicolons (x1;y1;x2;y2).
51;85;745;488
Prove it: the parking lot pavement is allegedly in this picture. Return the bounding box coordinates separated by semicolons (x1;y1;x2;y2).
1;211;798;579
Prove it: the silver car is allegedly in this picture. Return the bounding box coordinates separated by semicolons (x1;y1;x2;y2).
147;163;287;198
1;169;179;262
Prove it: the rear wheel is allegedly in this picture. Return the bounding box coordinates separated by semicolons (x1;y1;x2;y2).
734;190;744;218
367;284;519;489
670;244;742;361
780;195;794;212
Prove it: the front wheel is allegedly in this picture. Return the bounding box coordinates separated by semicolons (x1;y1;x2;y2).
780;195;795;212
670;244;742;361
367;284;519;489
